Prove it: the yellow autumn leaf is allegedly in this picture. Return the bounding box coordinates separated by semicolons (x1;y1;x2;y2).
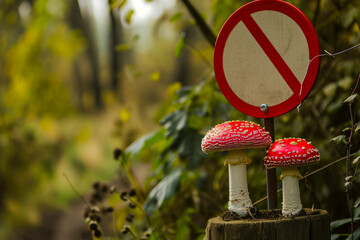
120;108;130;123
167;82;182;96
125;9;135;24
150;71;161;81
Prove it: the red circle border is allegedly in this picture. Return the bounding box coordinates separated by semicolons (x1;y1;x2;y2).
214;0;320;118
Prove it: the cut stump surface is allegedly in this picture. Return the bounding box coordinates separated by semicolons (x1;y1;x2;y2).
205;209;330;240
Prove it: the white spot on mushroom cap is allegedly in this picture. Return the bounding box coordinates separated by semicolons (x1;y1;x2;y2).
264;138;320;168
201;120;272;153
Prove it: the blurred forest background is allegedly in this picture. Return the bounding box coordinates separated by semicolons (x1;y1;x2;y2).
0;0;360;239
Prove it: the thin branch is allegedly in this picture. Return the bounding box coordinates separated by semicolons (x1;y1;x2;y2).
63;173;91;208
297;43;360;110
185;45;212;67
351;74;360;95
181;0;217;47
344;74;359;240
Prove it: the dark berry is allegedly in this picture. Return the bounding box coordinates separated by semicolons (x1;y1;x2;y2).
92;181;100;190
113;148;122;160
101;184;109;193
129;188;136;197
107;206;114;213
121;226;130;234
90;215;101;223
129;202;136;209
89;221;98;230
126;213;134;222
91;192;102;202
94;229;102;238
120;191;128;201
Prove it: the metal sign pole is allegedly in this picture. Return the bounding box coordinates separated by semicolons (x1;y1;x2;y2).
264;117;277;209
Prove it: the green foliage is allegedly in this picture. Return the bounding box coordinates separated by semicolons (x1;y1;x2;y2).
110;0;360;239
344;94;359;103
0;0;85;235
144;168;183;215
3;0;359;238
331;217;360;230
170;12;183;23
175;32;186;57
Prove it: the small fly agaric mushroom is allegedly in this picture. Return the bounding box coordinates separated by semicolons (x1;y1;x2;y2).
264;138;320;217
201;121;272;217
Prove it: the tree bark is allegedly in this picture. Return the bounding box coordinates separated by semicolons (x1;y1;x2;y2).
205;209;330;240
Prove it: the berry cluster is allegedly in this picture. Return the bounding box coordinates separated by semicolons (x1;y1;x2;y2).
84;181;115;238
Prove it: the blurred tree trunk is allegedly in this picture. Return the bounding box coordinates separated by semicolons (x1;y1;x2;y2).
69;0;103;110
109;3;121;97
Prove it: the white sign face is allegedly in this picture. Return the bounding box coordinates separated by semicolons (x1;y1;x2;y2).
214;0;320;118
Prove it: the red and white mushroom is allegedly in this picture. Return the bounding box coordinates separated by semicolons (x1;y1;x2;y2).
264;138;320;217
202;121;272;217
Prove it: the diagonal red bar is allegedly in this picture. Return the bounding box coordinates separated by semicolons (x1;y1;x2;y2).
242;14;301;94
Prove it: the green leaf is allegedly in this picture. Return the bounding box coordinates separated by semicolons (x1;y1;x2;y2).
343;94;358;103
331;234;340;240
175;33;186;57
342;127;351;132
329;135;348;145
144;169;183;215
342;7;357;28
188;115;210;130
353;156;360;165
175;208;195;240
355;198;360;208
355;122;360;132
160;110;188;138
125;9;135;24
110;0;127;10
345;226;360;240
327;101;343;113
331;217;360;229
355;206;360;217
338;76;353;90
177;130;206;169
125;129;166;156
118;0;127;8
170;12;182;23
323;83;337;97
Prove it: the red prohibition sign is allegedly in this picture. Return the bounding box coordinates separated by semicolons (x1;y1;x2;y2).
214;0;320;118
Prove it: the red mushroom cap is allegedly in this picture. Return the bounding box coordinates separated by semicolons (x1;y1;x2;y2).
201;121;272;153
264;138;320;168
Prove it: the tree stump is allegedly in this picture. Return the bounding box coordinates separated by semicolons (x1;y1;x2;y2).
205;209;330;240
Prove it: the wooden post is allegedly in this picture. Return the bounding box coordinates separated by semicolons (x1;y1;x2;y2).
264;117;277;209
205;209;330;240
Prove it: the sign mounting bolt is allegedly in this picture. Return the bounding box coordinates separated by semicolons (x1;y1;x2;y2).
260;104;269;112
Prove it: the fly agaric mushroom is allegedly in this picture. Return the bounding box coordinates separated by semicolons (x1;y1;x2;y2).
201;121;272;217
264;138;320;217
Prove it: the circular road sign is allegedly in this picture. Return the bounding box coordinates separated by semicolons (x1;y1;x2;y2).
214;0;320;118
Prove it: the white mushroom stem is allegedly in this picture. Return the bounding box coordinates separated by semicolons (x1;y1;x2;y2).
280;167;303;217
226;150;252;217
